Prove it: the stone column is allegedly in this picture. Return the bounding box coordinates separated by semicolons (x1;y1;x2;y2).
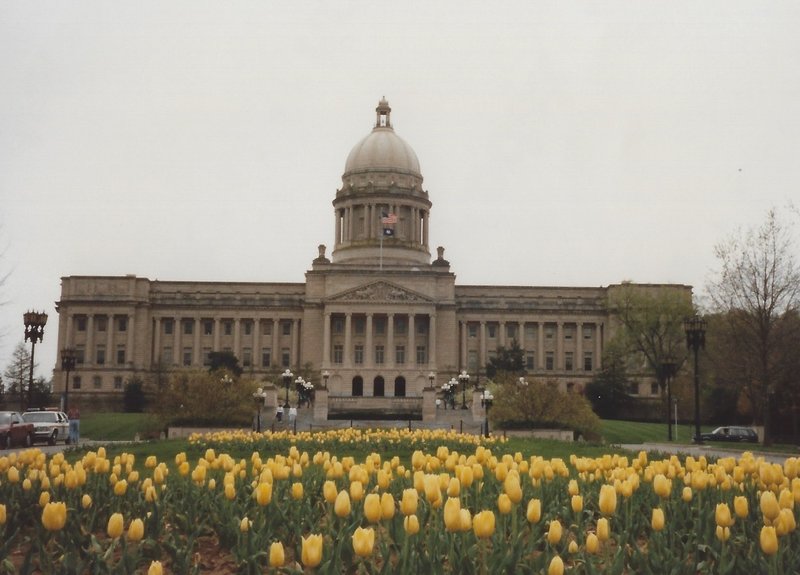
86;315;94;364
538;323;545;370
105;315;114;362
323;313;331;366
127;313;135;367
429;313;437;366
518;321;525;349
408;314;416;366
292;319;300;367
595;323;603;369
460;321;468;369
272;319;279;365
423;211;429;246
173;316;181;366
335;210;342;245
387;314;395;367
153;316;161;364
252;317;260;368
365;313;373;367
499;320;506;347
556;322;563;371
479;321;487;368
344;313;352;367
213;318;221;351
193;318;201;367
66;314;73;348
234;318;241;359
576;322;583;371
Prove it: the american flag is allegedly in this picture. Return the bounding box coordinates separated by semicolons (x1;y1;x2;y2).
381;212;397;225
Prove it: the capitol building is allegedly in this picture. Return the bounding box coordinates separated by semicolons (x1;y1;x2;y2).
53;99;690;418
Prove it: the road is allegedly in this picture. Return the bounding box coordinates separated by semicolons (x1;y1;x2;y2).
620;442;794;465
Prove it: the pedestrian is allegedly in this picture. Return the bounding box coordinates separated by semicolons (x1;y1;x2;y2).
68;407;80;444
289;406;297;422
276;405;284;422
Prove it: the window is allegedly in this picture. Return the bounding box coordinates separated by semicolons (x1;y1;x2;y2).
114;376;123;390
281;348;290;367
374;317;385;335
183;347;192;366
525;324;536;340
395;345;405;364
545;326;555;339
352;376;364;396
262;321;272;336
261;348;272;368
117;316;127;332
224;321;233;336
97;317;107;332
354;318;365;335
373;376;385;397
354;345;364;364
203;320;213;336
417;320;427;335
242;347;252;367
564;326;573;340
162;346;173;364
282;322;291;336
394;376;406;397
93;376;102;389
468;350;479;372
116;345;126;365
583;326;593;340
627;382;639;395
76;317;87;331
244;321;252;336
488;324;496;339
650;382;659;395
164;319;174;335
76;346;85;365
183;320;194;335
333;318;344;334
506;324;517;339
73;376;82;390
375;345;384;365
565;352;574;371
583;352;593;371
96;345;105;365
333;344;344;364
395;318;406;335
526;352;535;370
202;347;212;366
545;351;554;370
468;324;477;338
416;345;427;365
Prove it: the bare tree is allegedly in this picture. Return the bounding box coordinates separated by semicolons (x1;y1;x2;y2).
707;209;800;444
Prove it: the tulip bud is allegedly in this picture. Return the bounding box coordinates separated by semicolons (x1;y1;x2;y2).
547;519;563;546
651;508;665;531
527;499;542;523
256;482;272;506
352;526;375;557
401;488;418;516
335;490;351;518
107;513;124;539
404;514;420;535
653;474;671;499
364;493;382;523
269;542;285;567
147;561;163;575
760;525;778;555
568;540;579;554
301;534;323;567
548;555;564;575
459;508;472;532
498;493;512;515
761;491;780;523
0;504;6;525
291;482;304;501
715;503;734;528
41;501;67;532
571;495;583;514
715;525;730;542
682;487;692;502
505;474;523;504
599;484;617;516
380;492;395;520
128;518;144;542
734;496;749;519
586;532;600;554
444;497;462;532
473;510;496;539
597;517;610;542
323;480;337;504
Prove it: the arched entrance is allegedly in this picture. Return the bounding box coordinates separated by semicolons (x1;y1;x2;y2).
352;376;364;396
394;376;406;397
373;376;385;397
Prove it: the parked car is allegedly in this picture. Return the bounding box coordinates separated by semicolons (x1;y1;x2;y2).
0;411;35;449
697;426;758;443
22;410;71;445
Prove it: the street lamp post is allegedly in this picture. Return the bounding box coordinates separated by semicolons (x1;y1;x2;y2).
684;315;706;445
23;311;48;411
252;387;267;433
660;358;677;441
282;369;293;408
60;348;77;413
458;370;470;410
322;370;330;388
481;389;494;438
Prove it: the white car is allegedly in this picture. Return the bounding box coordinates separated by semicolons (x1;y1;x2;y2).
22;410;71;445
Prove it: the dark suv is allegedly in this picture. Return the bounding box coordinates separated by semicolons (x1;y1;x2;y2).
697;426;758;443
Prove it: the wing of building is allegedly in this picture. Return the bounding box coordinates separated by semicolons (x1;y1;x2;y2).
53;98;692;416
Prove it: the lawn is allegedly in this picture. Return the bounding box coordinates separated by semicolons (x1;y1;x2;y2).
600;419;712;445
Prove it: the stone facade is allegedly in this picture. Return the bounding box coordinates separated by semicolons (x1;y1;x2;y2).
52;99;691;409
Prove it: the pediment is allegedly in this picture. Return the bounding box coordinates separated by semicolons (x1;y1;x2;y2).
327;281;432;304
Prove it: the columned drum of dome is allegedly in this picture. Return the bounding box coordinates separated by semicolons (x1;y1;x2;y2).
332;99;432;267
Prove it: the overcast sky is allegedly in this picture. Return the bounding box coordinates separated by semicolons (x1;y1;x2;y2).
2;1;799;381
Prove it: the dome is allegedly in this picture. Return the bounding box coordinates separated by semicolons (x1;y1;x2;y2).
343;99;421;176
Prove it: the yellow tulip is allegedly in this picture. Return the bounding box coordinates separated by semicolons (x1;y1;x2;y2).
599;484;617;516
548;555;564;575
114;479;128;496
335;490;351;518
147;561;163;575
128;518;144;542
352;526;375;557
39;491;50;507
380;492;395;520
760;525;778;555
571;495;583;514
597;517;610;542
323;480;338;504
41;501;67;532
568;479;579;496
473;510;496;539
682;487;693;502
459;508;472;532
498;493;512;515
779;488;794;510
547;519;563;546
0;504;5;525
505;474;523;504
269;542;285;567
107;513;124;539
404;514;420;535
444;497;462;532
653;474;671;499
401;488;418;516
651;508;665;531
350;480;364;501
715;503;734;528
568;540;579;554
291;482;304;501
761;491;780;523
225;483;236;501
256;482;272;506
23;478;32;491
586;532;600;554
734;495;749;518
716;525;730;542
364;493;382;523
447;477;461;497
527;499;542;523
7;467;19;483
301;534;324;567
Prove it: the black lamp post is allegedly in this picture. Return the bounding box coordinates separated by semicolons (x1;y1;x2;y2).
253;387;266;432
60;348;77;412
23;311;48;411
458;370;470;410
481;389;494;438
660;358;677;441
684;315;706;444
282;368;293;408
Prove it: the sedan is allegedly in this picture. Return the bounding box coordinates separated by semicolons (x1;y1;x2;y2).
698;426;759;443
22;410;71;445
0;411;35;449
